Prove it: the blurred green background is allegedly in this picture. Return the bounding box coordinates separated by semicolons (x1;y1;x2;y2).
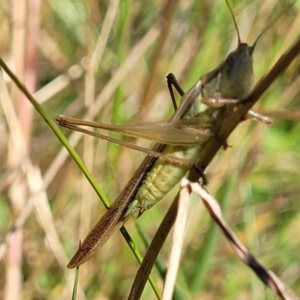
0;0;299;299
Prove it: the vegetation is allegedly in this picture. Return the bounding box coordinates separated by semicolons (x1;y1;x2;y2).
0;0;299;299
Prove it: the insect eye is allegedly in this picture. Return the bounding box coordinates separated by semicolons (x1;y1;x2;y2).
228;53;235;63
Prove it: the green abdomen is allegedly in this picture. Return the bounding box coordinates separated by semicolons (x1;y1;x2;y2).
135;144;201;210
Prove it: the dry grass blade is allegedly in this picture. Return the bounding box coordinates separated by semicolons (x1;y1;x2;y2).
189;181;298;300
161;181;190;300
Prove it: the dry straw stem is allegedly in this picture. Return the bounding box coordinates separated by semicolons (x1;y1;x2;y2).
161;181;191;300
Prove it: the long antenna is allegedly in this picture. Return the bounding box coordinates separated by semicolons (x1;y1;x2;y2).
250;3;294;54
225;0;241;46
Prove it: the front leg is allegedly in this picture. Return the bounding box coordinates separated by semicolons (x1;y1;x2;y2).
247;110;273;125
202;97;273;125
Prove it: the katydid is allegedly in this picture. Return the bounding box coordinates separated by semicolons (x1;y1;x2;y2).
56;0;287;268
